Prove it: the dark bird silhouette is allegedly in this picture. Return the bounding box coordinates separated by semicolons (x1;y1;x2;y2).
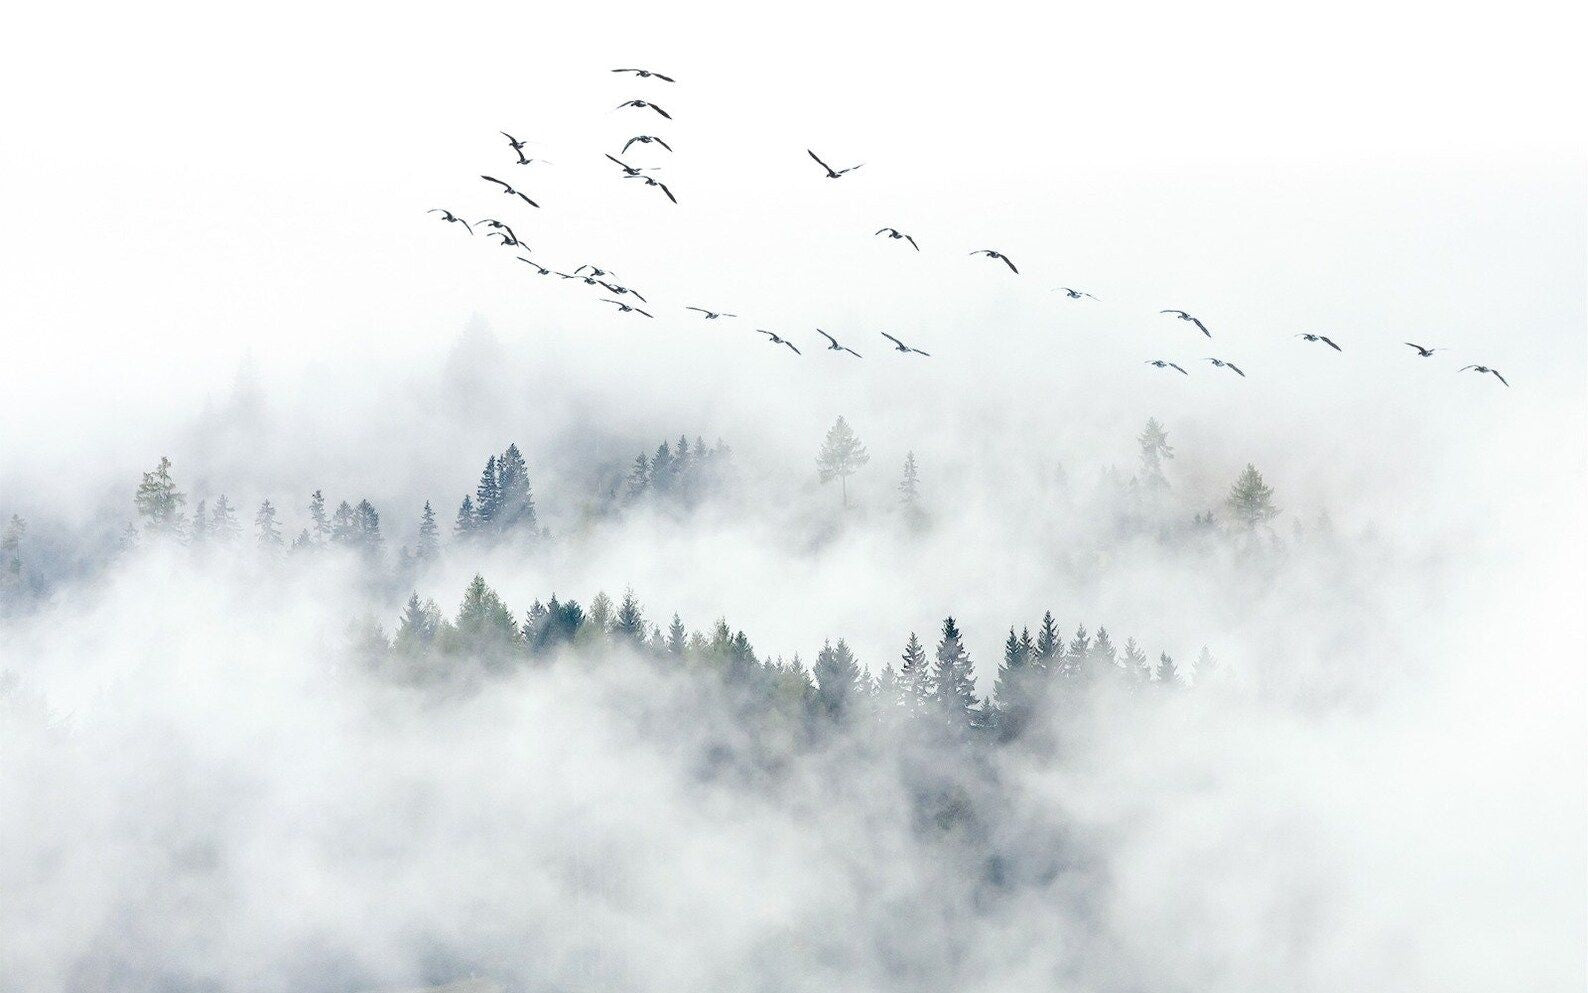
1161;310;1212;337
575;264;617;278
1055;287;1098;300
622;135;673;154
611;68;676;82
555;271;604;286
604;153;654;176
970;249;1018;273
600;298;654;317
617;99;672;119
1404;342;1442;357
1296;333;1342;351
624;173;677;203
875;228;919;251
808;149;863;178
427;209;472;234
477;218;516;236
881;331;930;356
685;307;736;319
756;329;802;355
816;329;862;357
598;281;647;303
481;175;540;207
1145;359;1188;375
485;230;521;247
500;131;531;165
1460;364;1509;386
1204;357;1246;377
515;256;552;275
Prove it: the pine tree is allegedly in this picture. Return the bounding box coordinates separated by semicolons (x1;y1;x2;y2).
1227;463;1279;530
475;455;501;528
1156;652;1180;685
666;613;688;659
330;501;357;545
354;500;382;552
899;632;930;718
1138;418;1175;488
255;500;282;547
1089;626;1118;681
453;495;478;538
189;499;208;545
451;574;519;662
874;662;901;717
816;416;870;509
932;616;978;728
1195;646;1217;685
308;490;330;544
898;451;923;524
587;591;614;635
624;453;651;502
210;495;241;544
134;456;186;536
650;442;673;494
613;589;646;648
813;638;866;720
993;627;1036;739
394;592;441;655
1060;625;1090;682
416;502;439;560
493;444;537;537
1122;637;1150;684
1033;611;1061;672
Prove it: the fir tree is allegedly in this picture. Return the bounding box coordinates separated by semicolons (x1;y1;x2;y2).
210;495;241;544
650;442;673;494
1226;463;1279;530
450;574;519;663
134;456;186;536
354;499;382;552
416;502;439;560
624;453;651;502
255;500;282;547
394;593;441;655
1137;418;1175;488
666;613;688;659
993;627;1037;739
613;589;646;648
308;490;330;544
898;451;922;512
1089;626;1118;681
932;616;978;728
1059;625;1091;682
454;495;478;538
493;444;537;536
1156;652;1180;685
475;455;501;528
330;501;357;545
189;499;208;545
899;632;931;718
1033;611;1061;672
1195;646;1217;685
813;638;866;721
816;416;870;509
587;591;614;635
1122;637;1150;684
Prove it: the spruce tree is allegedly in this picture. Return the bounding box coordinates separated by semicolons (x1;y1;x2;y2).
624;453;651;502
1089;626;1118;681
992;627;1035;739
134;456;186;536
651;442;673;494
210;495;241;544
613;589;646;648
1195;646;1217;684
454;495;478;538
330;501;357;545
666;613;688;659
816;416;870;509
1033;611;1061;672
451;574;519;662
255;500;283;547
354;500;382;552
1226;463;1279;530
475;455;501;528
932;616;978;728
813;638;866;721
1122;637;1150;684
1156;652;1180;685
394;593;441;655
899;632;930;718
189;499;208;545
308;490;330;544
494;444;537;536
1137;418;1174;488
1060;625;1090;681
898;451;923;525
416;502;439;560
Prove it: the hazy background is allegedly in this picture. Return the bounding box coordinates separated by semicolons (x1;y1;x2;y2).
1;0;1584;990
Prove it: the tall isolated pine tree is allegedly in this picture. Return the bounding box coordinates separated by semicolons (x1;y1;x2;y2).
932;616;978;728
475;455;501;529
1138;418;1175;488
308;490;330;544
1033;611;1061;672
1227;463;1279;530
416;501;440;560
898;632;931;718
493;444;537;537
898;451;924;525
1156;652;1180;685
134;456;186;536
816;416;870;509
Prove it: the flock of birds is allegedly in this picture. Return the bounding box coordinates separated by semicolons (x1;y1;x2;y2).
426;67;1511;388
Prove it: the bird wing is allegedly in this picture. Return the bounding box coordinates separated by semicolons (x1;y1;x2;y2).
1161;309;1187;317
843;347;862;357
459;219;473;234
784;341;801;354
605;153;630;168
650;104;672;119
876;228;895;236
517;192;540;207
622;137;642;153
1227;363;1246;377
1406;342;1429;352
481;175;510;190
611;69;637;74
841;164;865;174
1491;370;1509;386
629;290;648;303
600;299;622;307
654;138;673;152
817;329;838;346
636;309;654;318
807;149;832;173
906;236;919;251
881;331;905;346
1001;255;1018;273
617;101;639;109
1170;363;1188;374
657;182;677;204
911;347;930;356
685;306;709;314
653;73;676;82
1322;336;1341;351
756;329;776;338
1460;365;1479;371
1191;317;1210;337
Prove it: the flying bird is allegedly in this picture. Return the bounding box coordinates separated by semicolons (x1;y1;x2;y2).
1160;310;1212;337
598;281;647;303
500;131;531;164
622;135;673;154
604;153;653;176
970;249;1018;273
685;307;735;319
617;99;672;119
881;332;930;356
1459;364;1509;386
1145;360;1188;375
427;209;472;234
515;256;552;275
1404;342;1442;357
556;271;604;286
816;330;862;357
481;175;540;207
600;299;653;317
1055;287;1098;300
808;149;863;178
875;228;919;251
1295;333;1341;351
756;329;802;355
1204;357;1246;377
611;68;676;82
575;264;618;278
485;230;522;247
624;173;677;203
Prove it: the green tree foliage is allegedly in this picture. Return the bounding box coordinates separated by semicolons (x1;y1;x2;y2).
493;443;537;537
416;501;439;560
454;495;478;538
813;638;866;721
816;416;870;509
992;627;1038;739
613;589;647;649
443;574;519;664
134;456;186;536
394;593;442;656
1226;463;1279;530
